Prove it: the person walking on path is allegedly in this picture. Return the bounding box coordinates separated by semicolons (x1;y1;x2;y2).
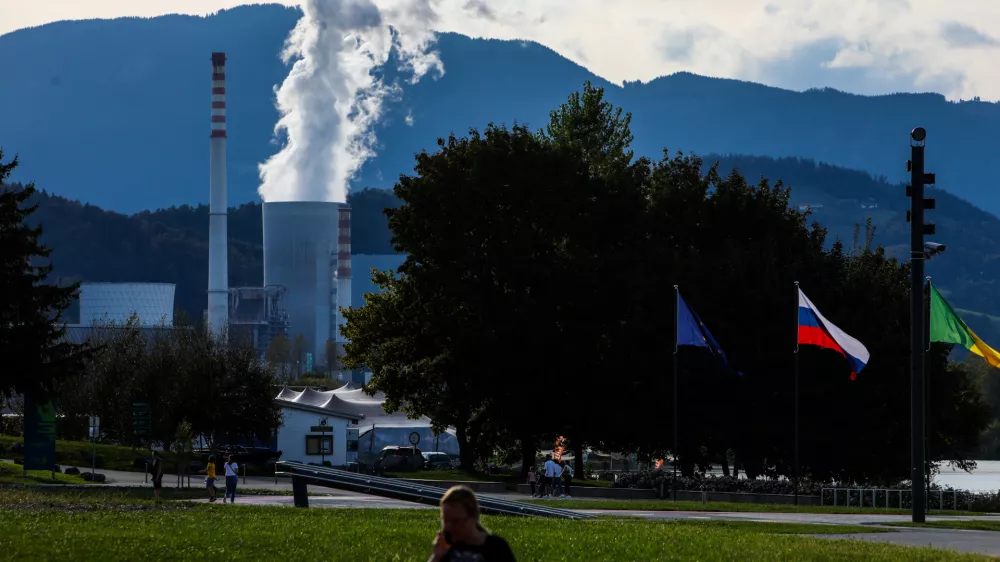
527;466;537;497
199;455;218;502
561;460;574;499
223;454;239;503
541;455;556;498
428;485;516;562
150;451;164;503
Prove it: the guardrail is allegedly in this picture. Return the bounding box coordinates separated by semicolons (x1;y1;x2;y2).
821;488;967;510
275;461;593;520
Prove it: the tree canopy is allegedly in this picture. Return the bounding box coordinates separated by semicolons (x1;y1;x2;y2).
341;83;992;482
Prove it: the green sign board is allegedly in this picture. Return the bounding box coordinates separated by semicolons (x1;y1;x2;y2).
132;402;152;437
23;393;57;471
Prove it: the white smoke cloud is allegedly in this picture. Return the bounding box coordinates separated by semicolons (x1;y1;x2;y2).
257;0;443;203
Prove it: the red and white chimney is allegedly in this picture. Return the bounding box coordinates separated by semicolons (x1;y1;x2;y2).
207;52;229;337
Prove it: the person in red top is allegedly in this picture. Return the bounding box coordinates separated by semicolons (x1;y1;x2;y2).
428;486;516;562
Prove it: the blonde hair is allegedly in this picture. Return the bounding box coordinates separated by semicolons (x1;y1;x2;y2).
441;485;486;531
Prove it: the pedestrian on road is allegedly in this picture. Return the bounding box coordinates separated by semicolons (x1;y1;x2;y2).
428;485;516;562
561;460;573;499
527;466;537;497
199;455;218;502
223;454;239;503
150;451;164;503
541;455;556;498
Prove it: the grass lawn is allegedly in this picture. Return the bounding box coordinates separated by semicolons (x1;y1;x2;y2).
522;498;991;516
886;520;1000;532
0;489;987;561
0;461;92;485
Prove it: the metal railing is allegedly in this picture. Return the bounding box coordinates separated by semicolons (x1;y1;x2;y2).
821;488;967;510
275;461;593;520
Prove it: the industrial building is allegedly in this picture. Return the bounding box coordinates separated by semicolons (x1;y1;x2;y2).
63;282;180;345
227;286;290;358
75;282;176;327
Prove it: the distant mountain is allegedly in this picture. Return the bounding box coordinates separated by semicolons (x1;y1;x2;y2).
2;4;1000;215
15;154;1000;330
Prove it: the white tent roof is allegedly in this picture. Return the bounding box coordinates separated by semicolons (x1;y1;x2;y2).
275;387;363;420
275;385;446;434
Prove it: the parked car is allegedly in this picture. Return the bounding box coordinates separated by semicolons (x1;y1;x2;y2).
359;446;424;474
422;452;453;470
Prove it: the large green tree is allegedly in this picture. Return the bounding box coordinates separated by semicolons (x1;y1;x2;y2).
341;85;990;481
345;124;600;468
0;151;90;403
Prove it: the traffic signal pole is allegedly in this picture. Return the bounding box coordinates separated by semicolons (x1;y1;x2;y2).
907;127;935;523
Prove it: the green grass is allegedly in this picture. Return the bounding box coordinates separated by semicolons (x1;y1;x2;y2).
0;461;92;485
523;498;990;516
0;489;984;561
886;520;1000;532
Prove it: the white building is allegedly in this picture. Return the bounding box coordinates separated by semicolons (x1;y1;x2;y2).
275;387;362;466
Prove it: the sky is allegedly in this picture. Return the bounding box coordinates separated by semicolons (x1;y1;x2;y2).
3;0;1000;101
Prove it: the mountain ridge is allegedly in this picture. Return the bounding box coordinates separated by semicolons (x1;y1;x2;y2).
2;4;1000;214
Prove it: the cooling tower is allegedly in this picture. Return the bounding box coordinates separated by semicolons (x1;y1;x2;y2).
263;201;349;367
207;52;229;337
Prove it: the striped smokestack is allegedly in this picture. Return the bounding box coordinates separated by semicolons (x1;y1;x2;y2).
334;204;352;344
207;52;229;337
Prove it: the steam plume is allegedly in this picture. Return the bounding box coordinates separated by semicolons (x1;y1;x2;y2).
258;0;444;203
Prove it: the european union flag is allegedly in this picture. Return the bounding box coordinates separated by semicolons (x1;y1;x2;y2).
676;292;739;374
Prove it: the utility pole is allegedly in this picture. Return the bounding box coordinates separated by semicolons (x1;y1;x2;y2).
906;127;935;523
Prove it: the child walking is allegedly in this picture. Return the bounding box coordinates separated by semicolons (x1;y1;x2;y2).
199;455;218;502
527;466;537;497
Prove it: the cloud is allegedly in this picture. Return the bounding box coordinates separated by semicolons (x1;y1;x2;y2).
941;22;999;48
4;0;1000;100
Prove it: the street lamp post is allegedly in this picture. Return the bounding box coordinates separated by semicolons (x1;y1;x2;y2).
907;127;936;523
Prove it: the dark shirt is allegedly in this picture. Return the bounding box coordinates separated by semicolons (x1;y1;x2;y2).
441;535;516;562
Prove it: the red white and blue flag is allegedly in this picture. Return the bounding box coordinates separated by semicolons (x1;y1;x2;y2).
797;288;870;380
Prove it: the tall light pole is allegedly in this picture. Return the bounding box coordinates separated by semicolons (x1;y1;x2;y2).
907;127;936;523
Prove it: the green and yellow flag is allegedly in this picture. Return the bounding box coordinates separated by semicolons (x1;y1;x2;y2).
929;284;1000;368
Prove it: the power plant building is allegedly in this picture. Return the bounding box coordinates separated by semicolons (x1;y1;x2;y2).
227;286;290;358
77;282;176;327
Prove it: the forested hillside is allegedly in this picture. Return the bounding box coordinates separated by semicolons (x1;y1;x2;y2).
9;152;1000;343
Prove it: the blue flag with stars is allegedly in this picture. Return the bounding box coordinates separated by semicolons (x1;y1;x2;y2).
676;292;739;375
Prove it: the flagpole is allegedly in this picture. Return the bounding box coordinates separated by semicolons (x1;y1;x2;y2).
793;281;800;506
673;284;679;502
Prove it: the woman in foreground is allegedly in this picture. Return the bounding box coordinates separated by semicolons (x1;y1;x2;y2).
428;485;517;562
